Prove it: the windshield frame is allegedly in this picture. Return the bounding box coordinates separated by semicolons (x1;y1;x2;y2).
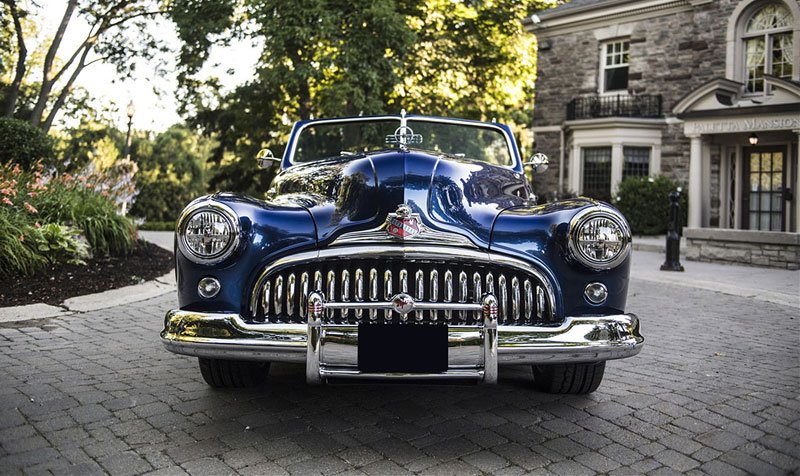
283;115;522;170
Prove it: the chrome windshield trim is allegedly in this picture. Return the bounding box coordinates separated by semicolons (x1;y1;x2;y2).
285;115;519;169
248;245;558;318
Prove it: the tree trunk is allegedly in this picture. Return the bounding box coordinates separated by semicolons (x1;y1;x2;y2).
2;0;28;117
41;46;91;134
29;0;78;127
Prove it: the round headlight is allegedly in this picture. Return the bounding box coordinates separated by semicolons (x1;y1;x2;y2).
569;209;631;270
177;201;240;264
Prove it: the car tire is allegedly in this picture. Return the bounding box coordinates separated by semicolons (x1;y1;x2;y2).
532;361;605;394
198;358;269;388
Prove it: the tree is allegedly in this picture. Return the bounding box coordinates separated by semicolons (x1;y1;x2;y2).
1;0;168;132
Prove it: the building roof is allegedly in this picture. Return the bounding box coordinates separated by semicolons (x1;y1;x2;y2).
534;0;628;20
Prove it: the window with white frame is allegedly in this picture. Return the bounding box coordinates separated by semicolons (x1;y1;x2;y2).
742;3;794;93
623;146;651;178
601;40;630;92
582;147;612;202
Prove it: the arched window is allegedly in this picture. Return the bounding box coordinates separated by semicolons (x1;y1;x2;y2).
742;3;794;93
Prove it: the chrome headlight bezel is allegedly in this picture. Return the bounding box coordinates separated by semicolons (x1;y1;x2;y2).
176;200;240;265
568;207;632;270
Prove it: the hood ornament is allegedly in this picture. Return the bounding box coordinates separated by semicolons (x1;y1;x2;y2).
386;204;421;239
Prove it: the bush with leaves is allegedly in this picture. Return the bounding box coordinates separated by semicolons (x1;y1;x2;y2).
0;118;54;169
613;175;688;235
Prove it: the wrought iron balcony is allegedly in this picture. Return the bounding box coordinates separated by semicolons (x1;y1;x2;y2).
566;94;663;121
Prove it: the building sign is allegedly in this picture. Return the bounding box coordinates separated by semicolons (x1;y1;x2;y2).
685;116;800;135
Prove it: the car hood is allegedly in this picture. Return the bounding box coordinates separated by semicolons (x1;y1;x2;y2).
271;150;530;248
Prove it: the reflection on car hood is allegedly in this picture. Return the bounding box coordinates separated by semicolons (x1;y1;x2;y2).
271;150;530;248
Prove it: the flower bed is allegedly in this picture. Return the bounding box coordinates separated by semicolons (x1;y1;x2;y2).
0;162;137;277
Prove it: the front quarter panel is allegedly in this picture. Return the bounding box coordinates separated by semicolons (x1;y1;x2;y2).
175;193;317;313
491;199;631;318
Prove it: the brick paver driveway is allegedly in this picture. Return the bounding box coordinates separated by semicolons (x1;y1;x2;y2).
1;279;798;475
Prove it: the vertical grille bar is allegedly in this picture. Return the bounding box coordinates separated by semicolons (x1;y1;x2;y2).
286;274;296;317
498;275;507;322
430;269;439;321
314;271;323;293
369;268;378;320
327;270;336;320
274;276;283;316
444;270;453;321
355;268;364;320
473;272;482;320
415;269;424;321
458;271;468;322
511;277;521;322
262;281;271;321
341;270;350;322
300;272;309;319
384;270;393;321
536;286;546;321
399;269;408;321
524;280;533;323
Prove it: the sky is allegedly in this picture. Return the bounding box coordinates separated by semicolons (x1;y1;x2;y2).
35;0;260;132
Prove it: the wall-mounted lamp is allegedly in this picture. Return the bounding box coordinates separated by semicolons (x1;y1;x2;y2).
748;133;759;145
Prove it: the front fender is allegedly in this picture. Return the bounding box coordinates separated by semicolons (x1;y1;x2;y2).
490;199;631;318
175;193;317;313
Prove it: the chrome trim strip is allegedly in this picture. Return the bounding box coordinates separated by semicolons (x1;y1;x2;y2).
248;245;559;322
330;225;478;248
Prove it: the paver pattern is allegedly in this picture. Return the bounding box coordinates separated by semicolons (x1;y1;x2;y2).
1;279;798;475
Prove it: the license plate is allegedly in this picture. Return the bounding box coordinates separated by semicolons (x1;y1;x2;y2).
358;324;448;373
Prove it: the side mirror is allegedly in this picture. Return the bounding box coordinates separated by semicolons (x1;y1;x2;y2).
256;148;280;169
524;153;549;174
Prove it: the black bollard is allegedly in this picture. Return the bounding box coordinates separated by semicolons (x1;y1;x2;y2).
660;190;685;271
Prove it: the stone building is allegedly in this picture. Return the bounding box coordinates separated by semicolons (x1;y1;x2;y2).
526;0;800;269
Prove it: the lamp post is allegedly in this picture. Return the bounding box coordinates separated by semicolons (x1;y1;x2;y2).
124;100;135;160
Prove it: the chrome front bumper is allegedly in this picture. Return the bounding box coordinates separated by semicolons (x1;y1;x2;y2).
161;294;643;384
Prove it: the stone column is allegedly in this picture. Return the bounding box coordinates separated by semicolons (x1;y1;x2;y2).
794;130;800;233
688;134;703;229
610;142;624;196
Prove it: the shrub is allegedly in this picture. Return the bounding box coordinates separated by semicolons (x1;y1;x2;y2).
31;175;137;256
0;207;46;276
0;118;54;169
31;223;91;266
614;175;688;235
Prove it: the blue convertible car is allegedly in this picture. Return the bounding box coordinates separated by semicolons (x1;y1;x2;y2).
161;112;643;393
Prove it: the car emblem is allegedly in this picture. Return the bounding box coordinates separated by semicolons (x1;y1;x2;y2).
386;204;421;239
391;293;415;316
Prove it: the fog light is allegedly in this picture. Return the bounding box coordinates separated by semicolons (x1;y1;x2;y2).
198;277;221;298
584;282;607;304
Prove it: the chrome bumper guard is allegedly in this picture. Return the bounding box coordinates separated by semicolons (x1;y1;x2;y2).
161;293;643;384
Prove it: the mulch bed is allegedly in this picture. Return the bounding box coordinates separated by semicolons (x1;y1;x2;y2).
1;240;174;307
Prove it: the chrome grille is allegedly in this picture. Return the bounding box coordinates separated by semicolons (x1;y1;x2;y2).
251;258;554;325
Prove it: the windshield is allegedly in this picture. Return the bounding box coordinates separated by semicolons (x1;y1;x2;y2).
292;118;514;166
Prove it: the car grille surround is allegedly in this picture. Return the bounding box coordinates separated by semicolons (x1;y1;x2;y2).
249;249;556;326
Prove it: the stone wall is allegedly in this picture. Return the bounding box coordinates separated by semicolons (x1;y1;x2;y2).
684;227;800;270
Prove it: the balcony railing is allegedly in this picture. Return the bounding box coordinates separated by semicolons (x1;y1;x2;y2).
566;94;663;121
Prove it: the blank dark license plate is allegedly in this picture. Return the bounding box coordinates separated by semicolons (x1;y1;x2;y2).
358;324;448;373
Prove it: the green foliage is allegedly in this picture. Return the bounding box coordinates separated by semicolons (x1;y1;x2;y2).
0;207;46;277
32;183;136;256
614;175;688;235
0;118;54;168
31;223;91;266
130;125;212;222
